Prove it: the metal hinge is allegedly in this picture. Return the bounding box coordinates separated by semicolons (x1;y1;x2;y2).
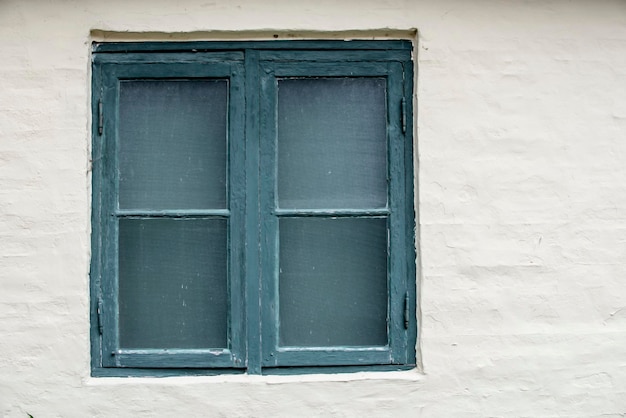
97;99;103;135
401;98;407;134
403;292;410;329
97;297;103;335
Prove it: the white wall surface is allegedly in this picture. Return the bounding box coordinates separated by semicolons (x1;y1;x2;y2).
1;0;625;416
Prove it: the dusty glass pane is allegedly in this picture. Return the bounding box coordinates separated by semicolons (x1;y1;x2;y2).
119;218;228;349
279;217;388;347
119;80;227;210
277;78;387;209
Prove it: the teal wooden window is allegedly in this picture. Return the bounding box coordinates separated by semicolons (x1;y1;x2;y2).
90;41;416;376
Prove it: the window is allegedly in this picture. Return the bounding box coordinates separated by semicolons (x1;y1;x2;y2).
90;40;416;376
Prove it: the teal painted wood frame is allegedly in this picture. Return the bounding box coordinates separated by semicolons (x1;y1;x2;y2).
92;40;412;53
90;40;416;376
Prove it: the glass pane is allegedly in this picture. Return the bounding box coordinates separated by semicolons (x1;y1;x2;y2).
279;217;388;347
277;78;387;209
119;218;227;349
119;80;227;210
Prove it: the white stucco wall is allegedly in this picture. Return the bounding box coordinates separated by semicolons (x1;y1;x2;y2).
1;0;625;416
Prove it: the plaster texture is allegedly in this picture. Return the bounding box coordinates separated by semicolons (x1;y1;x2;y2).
1;0;625;417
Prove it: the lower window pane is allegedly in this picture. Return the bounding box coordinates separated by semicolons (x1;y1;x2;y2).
279;217;388;347
118;218;228;349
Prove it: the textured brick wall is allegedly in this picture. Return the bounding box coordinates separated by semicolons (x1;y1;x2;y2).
1;1;625;416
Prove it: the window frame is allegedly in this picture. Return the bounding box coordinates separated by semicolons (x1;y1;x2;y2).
90;40;416;376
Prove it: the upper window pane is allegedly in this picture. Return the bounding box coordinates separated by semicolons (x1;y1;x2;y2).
118;80;227;210
277;78;388;209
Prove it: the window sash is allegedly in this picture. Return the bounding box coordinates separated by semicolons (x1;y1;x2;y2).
95;61;246;369
258;60;411;367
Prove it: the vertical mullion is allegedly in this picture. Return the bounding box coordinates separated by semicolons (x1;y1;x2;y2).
244;50;263;374
259;61;280;368
228;62;247;367
387;61;408;364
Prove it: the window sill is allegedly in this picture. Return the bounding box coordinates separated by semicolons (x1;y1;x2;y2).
85;367;423;386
